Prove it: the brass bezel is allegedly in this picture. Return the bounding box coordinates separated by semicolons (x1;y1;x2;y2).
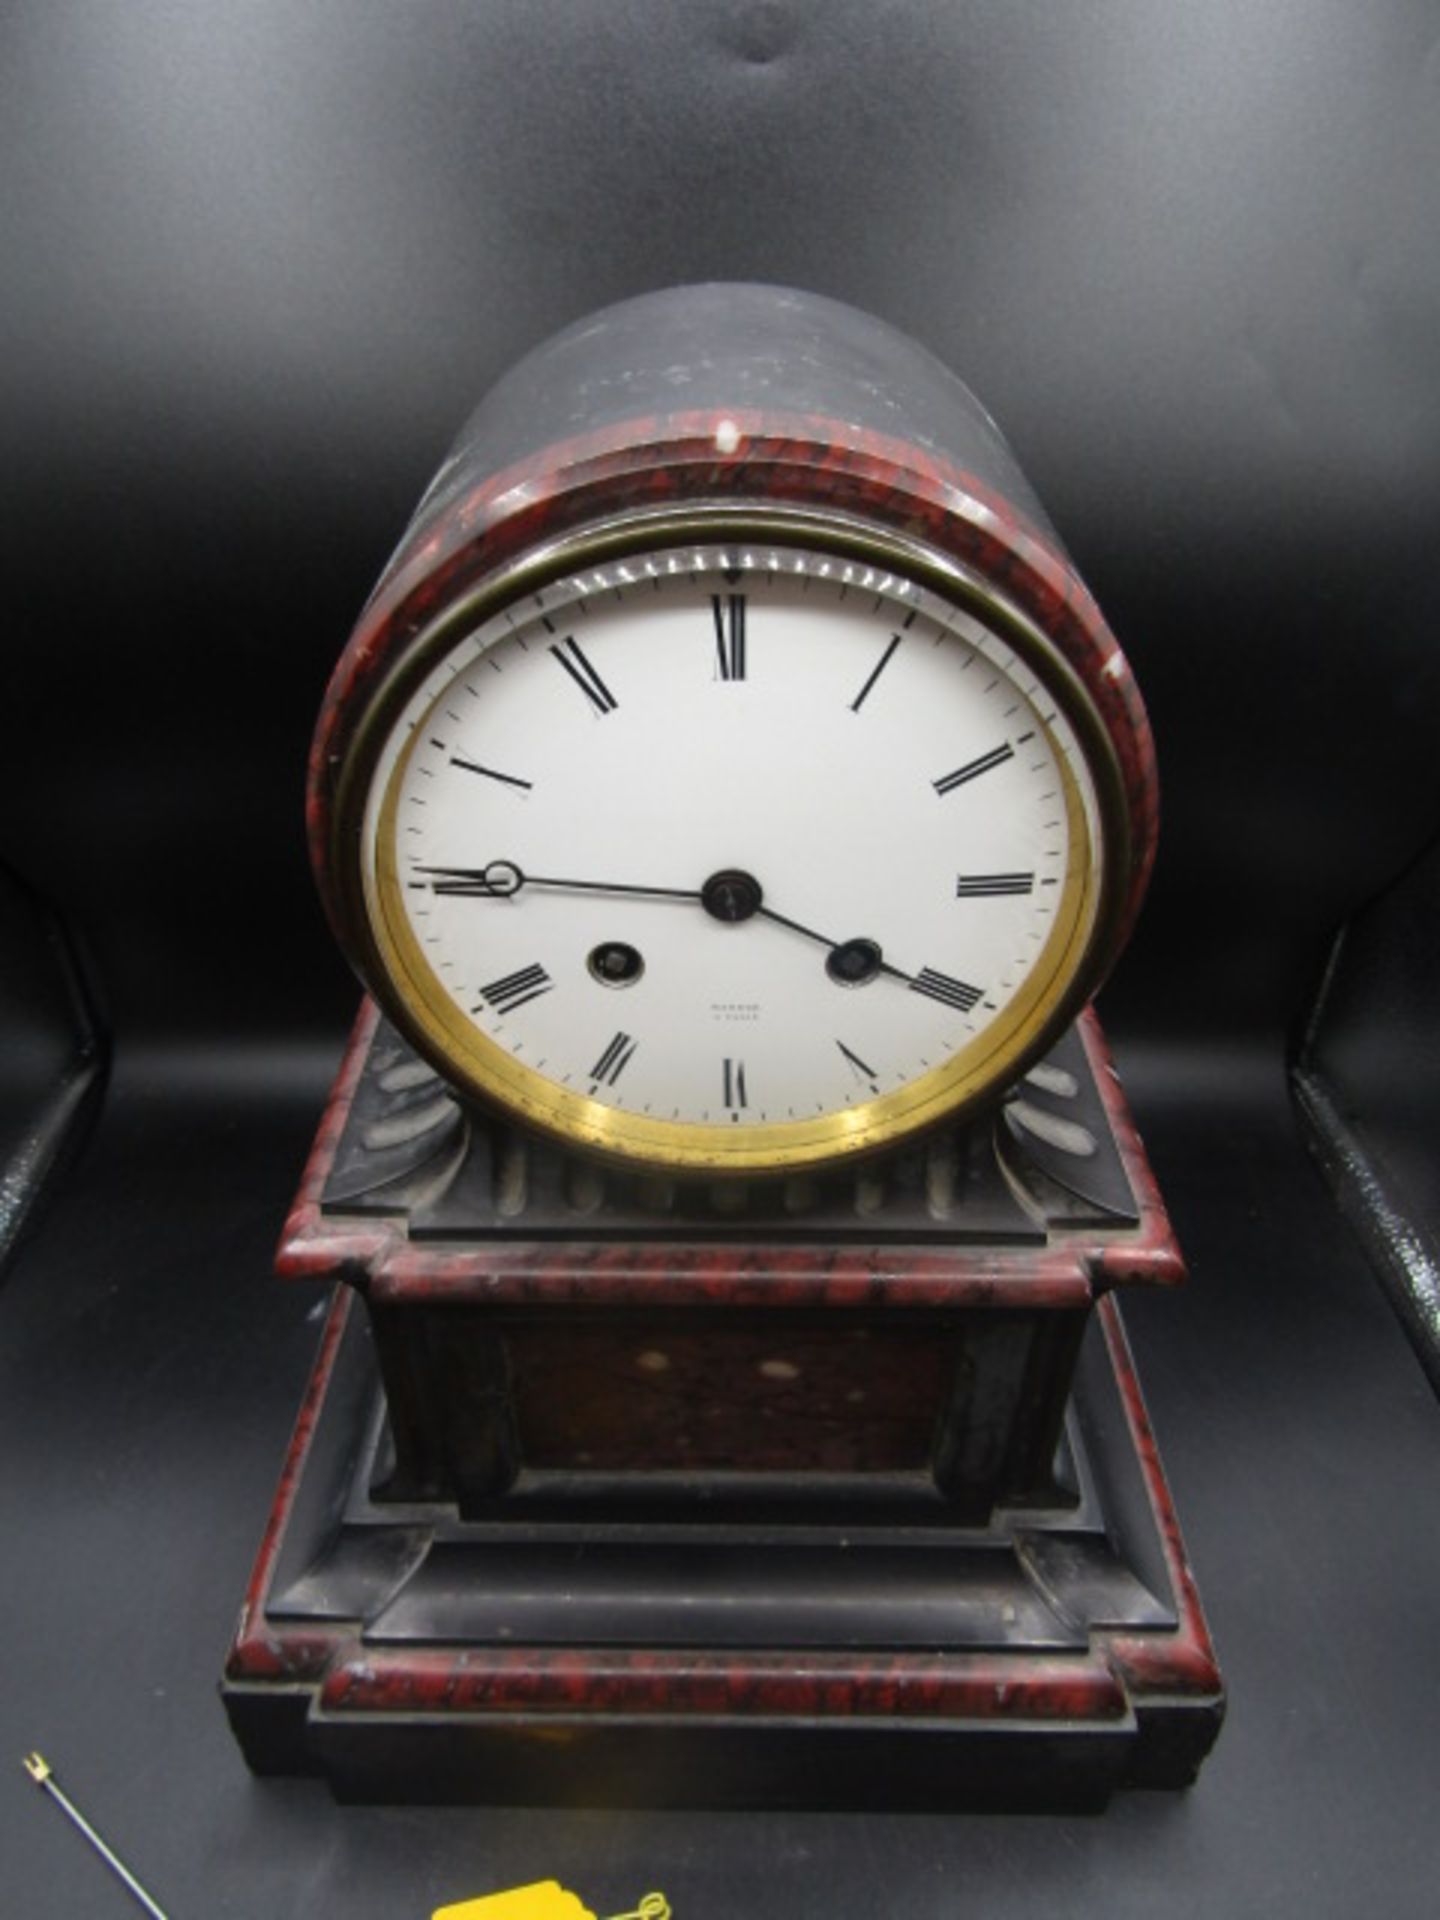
328;506;1131;1174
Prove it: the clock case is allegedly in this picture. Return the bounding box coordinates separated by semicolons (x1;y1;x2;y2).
223;287;1221;1806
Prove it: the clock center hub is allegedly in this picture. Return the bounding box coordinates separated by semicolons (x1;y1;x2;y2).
826;938;883;987
701;868;764;924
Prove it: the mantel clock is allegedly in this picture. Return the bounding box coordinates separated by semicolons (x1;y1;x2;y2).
223;285;1221;1808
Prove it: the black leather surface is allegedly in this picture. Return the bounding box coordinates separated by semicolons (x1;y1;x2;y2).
4;4;1439;1911
4;3;1440;1050
1294;831;1440;1385
0;864;106;1276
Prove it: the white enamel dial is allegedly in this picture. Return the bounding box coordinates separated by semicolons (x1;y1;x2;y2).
358;536;1107;1172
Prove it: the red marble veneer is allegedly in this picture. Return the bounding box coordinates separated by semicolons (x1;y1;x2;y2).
270;1003;1183;1504
276;1002;1183;1309
307;412;1159;973
223;1282;1222;1804
224;1000;1222;1803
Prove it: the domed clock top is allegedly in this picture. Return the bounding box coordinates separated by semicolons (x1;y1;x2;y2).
310;285;1156;1174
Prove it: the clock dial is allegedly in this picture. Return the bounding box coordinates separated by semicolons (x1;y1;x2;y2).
353;532;1111;1173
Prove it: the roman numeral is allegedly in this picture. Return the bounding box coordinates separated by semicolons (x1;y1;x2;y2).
590;1031;637;1087
933;742;1014;795
836;1039;879;1091
476;962;553;1014
911;967;983;1014
711;593;747;680
956;871;1034;897
723;1058;748;1108
850;634;901;712
450;756;533;791
549;637;617;714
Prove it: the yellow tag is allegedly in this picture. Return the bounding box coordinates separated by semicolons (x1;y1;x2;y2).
433;1886;670;1920
433;1884;594;1920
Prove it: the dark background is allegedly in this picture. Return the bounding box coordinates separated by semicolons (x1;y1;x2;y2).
3;5;1440;1916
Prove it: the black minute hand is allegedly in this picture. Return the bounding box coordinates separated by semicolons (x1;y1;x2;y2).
417;860;702;903
416;859;931;995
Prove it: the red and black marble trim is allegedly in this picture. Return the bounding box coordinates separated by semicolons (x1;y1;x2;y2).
307;410;1160;975
276;1005;1181;1311
1099;1297;1224;1704
315;1644;1129;1724
221;1286;1222;1801
225;1286;355;1688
